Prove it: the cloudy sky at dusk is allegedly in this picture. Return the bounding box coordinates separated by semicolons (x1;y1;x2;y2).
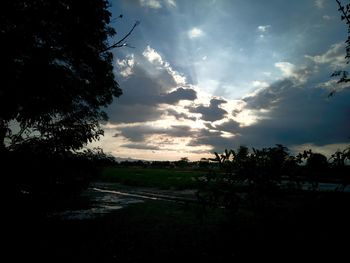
91;0;350;161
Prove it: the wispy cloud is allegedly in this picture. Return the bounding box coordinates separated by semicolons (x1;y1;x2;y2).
314;0;325;9
188;27;204;39
140;0;162;9
305;42;347;69
165;0;176;8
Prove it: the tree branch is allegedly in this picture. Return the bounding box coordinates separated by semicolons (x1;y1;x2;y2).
336;0;350;25
100;21;140;53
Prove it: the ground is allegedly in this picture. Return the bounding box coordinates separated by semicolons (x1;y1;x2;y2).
6;167;350;262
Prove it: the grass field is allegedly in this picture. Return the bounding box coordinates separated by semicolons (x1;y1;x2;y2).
98;167;207;189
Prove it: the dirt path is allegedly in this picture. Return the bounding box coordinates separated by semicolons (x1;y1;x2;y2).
47;181;199;220
92;181;198;203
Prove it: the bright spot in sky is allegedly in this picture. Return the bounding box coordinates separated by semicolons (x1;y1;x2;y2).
188;27;204;39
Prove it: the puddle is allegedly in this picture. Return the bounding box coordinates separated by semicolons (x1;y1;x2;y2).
47;188;143;221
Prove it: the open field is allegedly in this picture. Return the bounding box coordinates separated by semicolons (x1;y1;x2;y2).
99;167;207;189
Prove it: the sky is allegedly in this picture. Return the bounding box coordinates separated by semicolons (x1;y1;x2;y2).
91;0;350;161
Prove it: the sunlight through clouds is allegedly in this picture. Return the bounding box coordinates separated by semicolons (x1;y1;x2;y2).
96;0;350;160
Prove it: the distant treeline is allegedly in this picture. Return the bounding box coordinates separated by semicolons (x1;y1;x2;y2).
195;145;350;214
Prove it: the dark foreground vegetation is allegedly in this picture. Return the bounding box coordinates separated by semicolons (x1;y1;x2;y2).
9;188;350;262
5;144;350;262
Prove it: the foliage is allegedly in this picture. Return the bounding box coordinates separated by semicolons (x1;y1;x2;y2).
330;0;350;95
1;0;121;152
5;145;117;199
197;145;350;214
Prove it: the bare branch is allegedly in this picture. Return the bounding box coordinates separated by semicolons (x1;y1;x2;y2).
336;0;350;25
100;21;140;53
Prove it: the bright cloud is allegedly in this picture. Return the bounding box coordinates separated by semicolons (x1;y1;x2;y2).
140;0;162;9
274;62;312;83
143;45;164;65
252;80;269;88
188;27;204;39
165;0;176;8
116;54;135;78
257;25;271;33
275;62;296;77
305;42;347;69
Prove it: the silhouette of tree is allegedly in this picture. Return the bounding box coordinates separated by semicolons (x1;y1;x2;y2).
0;0;131;153
330;0;350;95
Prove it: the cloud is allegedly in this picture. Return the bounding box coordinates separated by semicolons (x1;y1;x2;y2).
275;62;312;83
165;0;176;8
117;124;194;142
161;87;197;104
257;25;271;33
188;82;350;153
189;98;228;122
252;80;269;88
305;42;347;69
187;128;235;153
140;0;162;9
143;45;186;85
275;62;295;77
317;79;350;93
116;54;135;78
138;0;176;9
188;27;204;39
314;0;325;9
166;109;197;121
120;143;161;151
214;119;241;133
257;25;271;38
322;15;332;20
236;80;350;148
143;45;164;65
107;104;164;123
243;78;296;110
108;46;190;124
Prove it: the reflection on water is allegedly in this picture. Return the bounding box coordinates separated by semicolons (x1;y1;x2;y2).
47;188;143;220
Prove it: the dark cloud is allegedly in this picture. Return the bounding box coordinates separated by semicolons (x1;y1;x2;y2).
188;81;350;152
120;143;161;151
187;128;235;152
161;87;197;104
189;98;228;122
166;109;197;121
215;119;241;133
243;79;295;110
238;85;350;147
107;104;164;124
117;124;194;142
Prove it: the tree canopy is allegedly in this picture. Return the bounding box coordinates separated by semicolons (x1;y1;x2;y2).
1;0;122;152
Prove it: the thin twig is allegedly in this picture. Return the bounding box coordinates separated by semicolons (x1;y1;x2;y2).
100;21;140;53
